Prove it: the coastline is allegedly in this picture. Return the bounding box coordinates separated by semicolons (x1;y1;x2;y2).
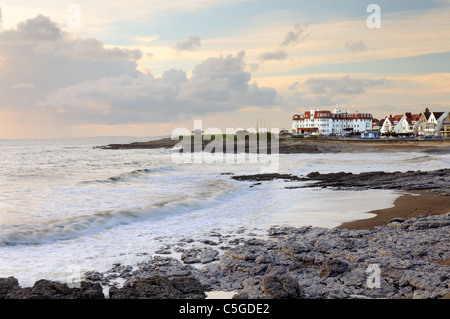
338;190;450;230
1;146;449;300
2;187;448;299
94;136;450;154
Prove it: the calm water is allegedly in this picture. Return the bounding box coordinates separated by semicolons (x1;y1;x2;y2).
0;137;448;286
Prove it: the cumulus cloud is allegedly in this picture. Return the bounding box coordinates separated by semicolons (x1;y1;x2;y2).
345;40;368;53
0;14;143;111
1;15;277;127
260;50;288;62
178;51;276;104
288;81;299;91
44;51;277;125
17;14;62;41
174;36;201;53
304;76;386;98
283;75;389;112
248;62;259;73
260;24;309;63
0;14;142;61
281;24;309;48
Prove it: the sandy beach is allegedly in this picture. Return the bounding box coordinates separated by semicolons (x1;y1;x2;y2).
339;190;450;230
340;189;450;282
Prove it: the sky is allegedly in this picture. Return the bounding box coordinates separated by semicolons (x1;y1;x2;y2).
1;0;450;138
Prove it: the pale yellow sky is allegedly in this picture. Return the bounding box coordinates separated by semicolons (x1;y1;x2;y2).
0;1;450;138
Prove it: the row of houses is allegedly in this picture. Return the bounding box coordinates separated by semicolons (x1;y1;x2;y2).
375;108;450;137
291;107;450;138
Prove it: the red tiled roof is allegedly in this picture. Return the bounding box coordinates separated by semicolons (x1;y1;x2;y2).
392;115;403;121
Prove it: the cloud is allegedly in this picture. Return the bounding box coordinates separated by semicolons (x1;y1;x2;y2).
304;76;387;98
260;24;308;63
42;51;277;125
1;15;278;128
288;81;299;91
0;15;142;61
174;36;201;53
281;24;309;48
283;90;337;111
248;62;259;72
17;13;62;41
260;50;288;62
345;40;368;53
12;82;36;89
0;14;143;110
178;51;276;103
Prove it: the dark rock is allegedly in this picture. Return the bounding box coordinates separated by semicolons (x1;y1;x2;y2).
78;281;105;299
171;277;205;297
0;277;21;299
232;168;450;192
303;169;450;191
10;280;73;299
84;271;104;282
181;248;219;264
261;275;300;299
108;276;205;299
389;217;405;223
138;256;196;277
319;259;349;278
155;249;172;254
199;239;219;246
3;279;104;299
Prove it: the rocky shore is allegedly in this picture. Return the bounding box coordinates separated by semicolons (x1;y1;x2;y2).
1;213;448;299
94;136;450;154
231;168;450;193
1;169;448;300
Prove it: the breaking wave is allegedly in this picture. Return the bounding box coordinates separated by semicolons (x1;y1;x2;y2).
0;179;239;246
79;166;174;185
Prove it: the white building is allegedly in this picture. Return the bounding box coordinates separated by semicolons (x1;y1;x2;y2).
380;117;395;134
380;114;404;134
415;109;449;136
394;113;421;134
381;113;421;135
292;106;373;135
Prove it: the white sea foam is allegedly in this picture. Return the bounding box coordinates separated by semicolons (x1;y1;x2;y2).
265;188;401;228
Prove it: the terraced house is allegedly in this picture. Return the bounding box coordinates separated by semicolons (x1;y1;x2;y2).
415;108;449;137
439;113;450;138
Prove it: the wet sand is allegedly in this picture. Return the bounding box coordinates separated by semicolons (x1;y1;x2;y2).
338;190;450;230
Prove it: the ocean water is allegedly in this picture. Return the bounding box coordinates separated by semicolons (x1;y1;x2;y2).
0;137;449;287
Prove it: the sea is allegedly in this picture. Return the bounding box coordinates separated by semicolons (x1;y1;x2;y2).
0;136;449;287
